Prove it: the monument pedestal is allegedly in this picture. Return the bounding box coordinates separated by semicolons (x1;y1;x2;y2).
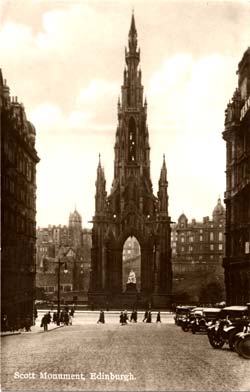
126;282;137;292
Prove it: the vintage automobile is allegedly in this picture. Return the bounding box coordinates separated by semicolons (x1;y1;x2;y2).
174;306;196;326
191;308;221;334
181;307;203;332
207;306;249;350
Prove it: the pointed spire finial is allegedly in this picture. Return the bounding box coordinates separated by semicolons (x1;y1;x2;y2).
129;10;137;36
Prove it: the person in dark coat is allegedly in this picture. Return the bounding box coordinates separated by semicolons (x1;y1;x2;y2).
24;316;32;331
130;310;137;323
47;312;51;324
146;311;152;323
123;310;128;324
64;311;69;326
70;308;75;317
60;311;64;324
120;311;124;325
156;311;161;323
41;313;49;331
97;310;105;324
143;310;148;322
53;312;57;323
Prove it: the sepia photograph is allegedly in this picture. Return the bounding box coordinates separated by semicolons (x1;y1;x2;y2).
1;0;250;391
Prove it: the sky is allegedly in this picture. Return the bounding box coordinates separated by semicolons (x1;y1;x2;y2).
1;0;250;228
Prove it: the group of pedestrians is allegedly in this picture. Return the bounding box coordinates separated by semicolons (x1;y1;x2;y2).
96;309;162;325
40;306;75;331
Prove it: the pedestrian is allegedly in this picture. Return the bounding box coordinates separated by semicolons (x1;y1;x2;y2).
47;311;52;324
64;311;69;326
143;310;148;322
53;312;57;323
130;309;137;323
146;311;152;323
60;311;64;324
123;310;128;324
120;311;124;325
41;314;48;331
97;310;105;324
69;314;73;326
24;316;32;331
156;311;161;323
70;307;75;317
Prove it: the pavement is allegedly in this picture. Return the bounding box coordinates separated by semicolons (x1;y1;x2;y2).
1;316;250;392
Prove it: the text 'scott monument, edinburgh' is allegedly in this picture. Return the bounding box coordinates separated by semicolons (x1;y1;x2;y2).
89;15;172;308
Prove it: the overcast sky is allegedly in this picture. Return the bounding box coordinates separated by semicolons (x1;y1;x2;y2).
1;0;250;228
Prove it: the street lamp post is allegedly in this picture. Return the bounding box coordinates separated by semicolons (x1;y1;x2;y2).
57;257;68;326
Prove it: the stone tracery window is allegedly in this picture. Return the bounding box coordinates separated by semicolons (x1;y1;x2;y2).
128;117;136;162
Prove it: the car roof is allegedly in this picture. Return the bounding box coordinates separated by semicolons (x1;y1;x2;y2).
222;306;248;311
176;305;195;309
202;308;221;312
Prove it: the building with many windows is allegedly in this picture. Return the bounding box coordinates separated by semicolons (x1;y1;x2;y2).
171;199;226;304
223;47;250;305
36;209;92;304
1;70;40;327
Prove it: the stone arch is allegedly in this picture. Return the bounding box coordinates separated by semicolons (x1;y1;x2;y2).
122;236;141;292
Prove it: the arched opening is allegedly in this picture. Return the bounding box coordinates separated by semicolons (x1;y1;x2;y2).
122;236;141;292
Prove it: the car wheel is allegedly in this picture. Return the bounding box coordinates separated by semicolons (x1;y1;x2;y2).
238;336;250;359
208;333;225;349
229;330;242;351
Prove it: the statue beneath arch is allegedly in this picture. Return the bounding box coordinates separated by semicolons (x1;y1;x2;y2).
126;270;137;292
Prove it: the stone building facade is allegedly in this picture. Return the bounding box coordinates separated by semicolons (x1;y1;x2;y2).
36;209;92;304
223;47;250;305
171;199;226;304
89;15;172;309
1;70;39;325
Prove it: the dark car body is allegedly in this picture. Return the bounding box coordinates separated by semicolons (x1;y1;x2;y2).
174;306;196;326
191;308;221;334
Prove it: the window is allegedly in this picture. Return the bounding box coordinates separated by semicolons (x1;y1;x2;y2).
181;236;185;243
128;117;136;161
189;236;194;242
219;244;223;251
219;232;223;241
210;232;214;241
199;235;203;241
181;246;184;252
210;244;214;251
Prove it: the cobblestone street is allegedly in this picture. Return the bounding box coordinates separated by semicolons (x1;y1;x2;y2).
1;313;250;392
